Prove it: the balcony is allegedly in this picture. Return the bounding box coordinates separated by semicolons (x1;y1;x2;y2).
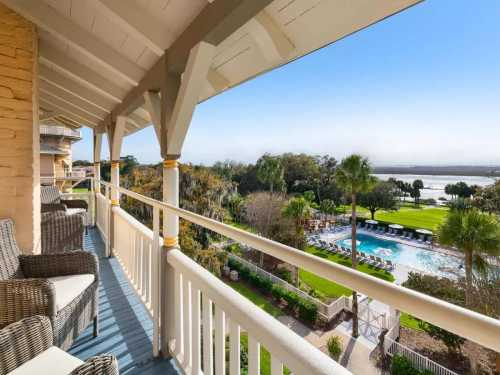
40;125;81;139
87;182;500;375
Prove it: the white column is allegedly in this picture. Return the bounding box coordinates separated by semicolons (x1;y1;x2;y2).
110;160;120;206
162;158;180;359
163;159;179;247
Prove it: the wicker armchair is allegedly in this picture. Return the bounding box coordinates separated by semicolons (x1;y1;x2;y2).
0;316;118;375
41;211;85;254
41;185;89;213
0;219;99;350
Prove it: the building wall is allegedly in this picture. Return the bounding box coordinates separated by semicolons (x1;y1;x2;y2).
40;135;72;177
0;4;40;253
40;154;54;176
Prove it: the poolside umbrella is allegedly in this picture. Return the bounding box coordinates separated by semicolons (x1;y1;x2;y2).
389;224;403;232
416;229;433;235
366;219;378;225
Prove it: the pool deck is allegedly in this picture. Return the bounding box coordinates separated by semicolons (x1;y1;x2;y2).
68;228;180;375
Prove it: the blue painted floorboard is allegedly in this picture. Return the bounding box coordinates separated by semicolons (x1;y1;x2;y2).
68;228;179;375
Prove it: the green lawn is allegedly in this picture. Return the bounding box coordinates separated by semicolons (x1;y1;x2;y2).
72;187;90;193
240;333;291;375
299;269;351;298
300;245;395;300
227;281;282;318
400;312;423;331
374;206;449;231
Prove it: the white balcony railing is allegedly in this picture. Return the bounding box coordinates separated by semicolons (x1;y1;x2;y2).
94;181;500;375
40;125;81;138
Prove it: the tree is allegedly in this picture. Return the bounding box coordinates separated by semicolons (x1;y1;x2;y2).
282;196;311;286
256;154;285;194
473;181;500;214
359;181;398;219
335;154;376;338
412;179;424;206
437;208;500;306
319;199;336;216
256;154;286;266
418;321;465;355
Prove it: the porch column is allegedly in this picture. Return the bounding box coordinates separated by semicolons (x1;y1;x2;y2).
0;4;40;253
107;116;126;257
93;131;102;227
163;158;179;248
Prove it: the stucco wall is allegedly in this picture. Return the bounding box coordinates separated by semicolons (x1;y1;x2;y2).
0;4;40;253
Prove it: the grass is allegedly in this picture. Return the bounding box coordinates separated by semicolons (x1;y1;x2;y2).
300;245;395;299
374;206;449;231
240;333;291;375
227;280;282;318
72;187;90;193
400;312;423;331
299;269;351;298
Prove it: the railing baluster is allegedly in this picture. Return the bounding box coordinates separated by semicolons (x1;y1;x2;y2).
271;355;283;375
248;336;260;375
191;285;201;375
214;305;225;375
183;277;192;370
152;205;160;356
202;296;213;375
229;319;240;375
175;269;183;358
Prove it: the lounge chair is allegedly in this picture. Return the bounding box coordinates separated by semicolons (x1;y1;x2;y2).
0;219;99;350
0;316;118;375
386;260;394;271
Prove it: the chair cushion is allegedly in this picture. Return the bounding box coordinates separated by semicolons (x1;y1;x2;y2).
48;274;95;311
66;208;88;226
7;346;83;375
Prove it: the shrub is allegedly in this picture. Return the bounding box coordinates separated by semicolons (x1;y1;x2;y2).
326;336;342;361
239;266;250;281
259;278;273;294
298;299;318;324
418;321;465;354
283;290;300;310
276;268;292;283
391;355;435;375
271;284;286;301
391;355;419;375
248;271;260;286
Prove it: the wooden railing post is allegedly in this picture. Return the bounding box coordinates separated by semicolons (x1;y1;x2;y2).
109;160;120;257
161;158;179;358
152;205;161;357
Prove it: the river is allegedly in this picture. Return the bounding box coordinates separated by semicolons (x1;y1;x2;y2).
373;174;497;200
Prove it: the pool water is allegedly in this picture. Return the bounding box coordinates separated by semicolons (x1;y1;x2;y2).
335;233;464;277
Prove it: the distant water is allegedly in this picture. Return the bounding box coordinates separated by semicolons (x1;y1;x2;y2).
374;174;496;200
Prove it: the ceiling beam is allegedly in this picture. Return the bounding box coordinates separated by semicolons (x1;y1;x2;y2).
39;40;127;103
1;0;145;86
41;91;103;124
102;0;273;131
39;80;109;119
91;0;171;56
207;68;230;91
166;42;215;156
40;97;100;127
54;116;81;129
39;65;117;112
40;99;97;127
247;11;294;63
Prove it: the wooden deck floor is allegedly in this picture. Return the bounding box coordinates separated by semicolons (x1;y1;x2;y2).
68;228;179;375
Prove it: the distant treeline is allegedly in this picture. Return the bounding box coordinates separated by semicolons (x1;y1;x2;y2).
373;165;500;177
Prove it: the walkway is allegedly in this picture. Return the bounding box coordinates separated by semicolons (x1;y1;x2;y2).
68;228;180;375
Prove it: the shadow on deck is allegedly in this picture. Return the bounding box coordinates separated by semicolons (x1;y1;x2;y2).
68;228;179;375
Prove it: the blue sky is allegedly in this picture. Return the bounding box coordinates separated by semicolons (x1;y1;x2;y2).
74;0;500;166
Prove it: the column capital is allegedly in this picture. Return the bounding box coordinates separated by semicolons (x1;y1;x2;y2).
111;160;120;168
163;236;178;248
163;159;178;169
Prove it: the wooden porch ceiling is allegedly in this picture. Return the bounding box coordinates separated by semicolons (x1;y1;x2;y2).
1;0;422;137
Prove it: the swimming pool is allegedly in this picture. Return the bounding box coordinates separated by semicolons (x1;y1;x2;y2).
335;233;464;278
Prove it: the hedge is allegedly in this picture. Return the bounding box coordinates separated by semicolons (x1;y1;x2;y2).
391;355;435;375
228;259;318;324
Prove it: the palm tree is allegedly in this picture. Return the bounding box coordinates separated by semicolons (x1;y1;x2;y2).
437;208;500;306
283;196;311;286
335;154;376;338
256;154;285;266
